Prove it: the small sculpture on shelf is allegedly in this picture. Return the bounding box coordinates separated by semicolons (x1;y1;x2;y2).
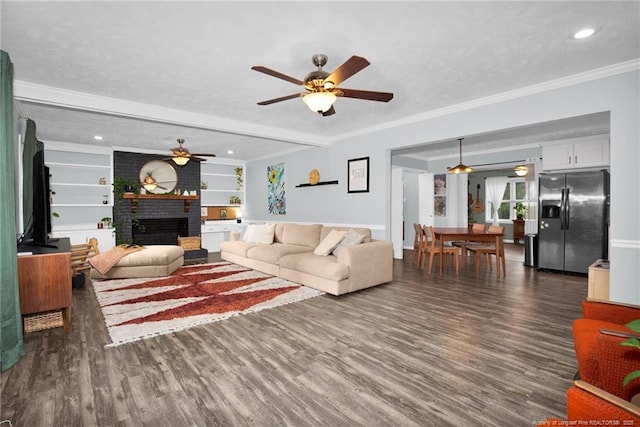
230;195;241;205
200;181;208;190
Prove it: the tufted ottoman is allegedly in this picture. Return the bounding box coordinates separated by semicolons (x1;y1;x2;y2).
90;245;184;280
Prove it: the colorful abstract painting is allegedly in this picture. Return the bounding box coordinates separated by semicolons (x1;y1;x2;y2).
267;163;286;214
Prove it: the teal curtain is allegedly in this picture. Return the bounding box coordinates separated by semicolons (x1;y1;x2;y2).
0;50;24;371
22;118;40;233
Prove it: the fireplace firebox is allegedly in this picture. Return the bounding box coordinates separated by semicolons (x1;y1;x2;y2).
133;218;189;246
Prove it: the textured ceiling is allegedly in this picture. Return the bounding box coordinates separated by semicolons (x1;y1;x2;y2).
2;1;639;161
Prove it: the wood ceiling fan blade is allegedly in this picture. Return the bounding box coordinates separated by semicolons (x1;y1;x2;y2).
191;154;215;159
251;66;304;86
257;93;304;105
338;88;394;102
322;106;336;117
325;56;370;87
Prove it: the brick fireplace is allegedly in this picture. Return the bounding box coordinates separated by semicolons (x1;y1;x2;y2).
113;152;204;261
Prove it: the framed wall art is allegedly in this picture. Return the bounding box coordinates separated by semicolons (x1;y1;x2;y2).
434;173;447;217
347;157;369;193
267;163;286;214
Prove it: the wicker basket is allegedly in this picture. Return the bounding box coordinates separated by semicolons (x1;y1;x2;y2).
178;236;201;251
24;310;64;333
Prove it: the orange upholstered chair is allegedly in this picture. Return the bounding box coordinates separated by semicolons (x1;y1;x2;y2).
573;299;640;401
582;298;640;325
567;381;640;422
536;381;640;426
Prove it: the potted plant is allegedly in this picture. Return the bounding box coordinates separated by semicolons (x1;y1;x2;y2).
234;167;243;190
101;217;112;229
514;202;526;219
621;319;640;387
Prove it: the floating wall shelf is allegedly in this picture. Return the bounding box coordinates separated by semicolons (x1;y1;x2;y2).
295;180;339;188
122;193;199;213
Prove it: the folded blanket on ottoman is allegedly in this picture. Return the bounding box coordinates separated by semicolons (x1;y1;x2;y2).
89;245;145;275
90;245;185;280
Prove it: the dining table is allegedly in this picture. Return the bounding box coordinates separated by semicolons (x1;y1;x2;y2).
431;227;506;277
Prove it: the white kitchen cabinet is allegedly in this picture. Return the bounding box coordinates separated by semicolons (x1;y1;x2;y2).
542;135;609;171
201;222;246;252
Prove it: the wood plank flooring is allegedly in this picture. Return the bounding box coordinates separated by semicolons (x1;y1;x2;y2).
1;249;588;426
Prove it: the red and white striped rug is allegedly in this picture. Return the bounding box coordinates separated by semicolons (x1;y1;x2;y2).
92;262;324;347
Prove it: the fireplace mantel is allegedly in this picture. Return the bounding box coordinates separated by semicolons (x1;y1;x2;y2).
122;193;200;213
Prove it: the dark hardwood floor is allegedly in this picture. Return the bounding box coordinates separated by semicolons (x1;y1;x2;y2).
1;249;587;426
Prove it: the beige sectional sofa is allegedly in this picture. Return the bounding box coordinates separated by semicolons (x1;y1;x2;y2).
220;223;393;295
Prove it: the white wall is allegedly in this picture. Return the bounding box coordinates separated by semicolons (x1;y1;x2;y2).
403;172;419;249
245;70;640;304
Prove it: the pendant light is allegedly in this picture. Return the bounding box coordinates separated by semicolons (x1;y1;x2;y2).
514;165;528;176
447;138;474;174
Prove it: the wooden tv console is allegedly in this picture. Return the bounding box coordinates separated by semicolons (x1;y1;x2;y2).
17;237;72;331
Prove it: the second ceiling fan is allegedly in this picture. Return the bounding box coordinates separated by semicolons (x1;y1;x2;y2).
252;54;393;116
165;138;216;166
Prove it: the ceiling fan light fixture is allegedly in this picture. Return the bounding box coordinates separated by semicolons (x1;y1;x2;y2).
574;28;595;39
447;138;474;174
303;91;337;113
514;165;528;176
142;174;158;192
172;156;189;166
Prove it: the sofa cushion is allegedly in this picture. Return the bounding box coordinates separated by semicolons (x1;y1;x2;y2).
332;228;366;257
280;253;350;282
243;223;275;244
220;240;259;257
282;223;322;248
274;223;286;243
314;229;346;256
247;243;312;265
321;226;371;243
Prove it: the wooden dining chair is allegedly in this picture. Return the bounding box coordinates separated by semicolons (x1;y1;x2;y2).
452;223;486;258
412;223;427;268
423;225;460;275
467;225;505;275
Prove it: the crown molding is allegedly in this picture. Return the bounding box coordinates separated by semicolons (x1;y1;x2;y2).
14;81;331;148
332;59;640;143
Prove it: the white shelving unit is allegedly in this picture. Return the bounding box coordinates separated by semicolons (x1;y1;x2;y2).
44;142;115;249
200;163;243;207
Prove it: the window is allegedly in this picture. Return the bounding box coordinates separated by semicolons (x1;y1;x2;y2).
485;177;526;222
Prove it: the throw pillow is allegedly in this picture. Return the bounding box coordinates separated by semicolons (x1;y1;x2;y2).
242;224;275;244
313;229;346;256
332;228;365;257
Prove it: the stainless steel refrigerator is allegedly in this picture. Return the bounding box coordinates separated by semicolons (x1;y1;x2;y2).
538;170;609;274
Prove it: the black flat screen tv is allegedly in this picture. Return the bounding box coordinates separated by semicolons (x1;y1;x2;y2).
30;149;53;246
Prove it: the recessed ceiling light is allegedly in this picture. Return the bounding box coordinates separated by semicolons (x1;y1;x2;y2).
93;135;103;140
227;150;234;154
574;28;595;39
